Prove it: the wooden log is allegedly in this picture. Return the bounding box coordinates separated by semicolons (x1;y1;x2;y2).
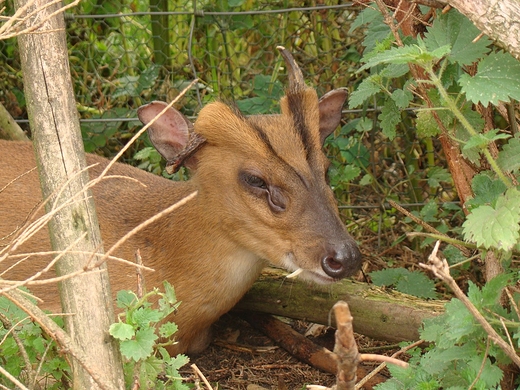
235;268;445;343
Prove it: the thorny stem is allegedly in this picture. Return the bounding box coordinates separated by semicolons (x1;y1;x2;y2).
420;241;520;367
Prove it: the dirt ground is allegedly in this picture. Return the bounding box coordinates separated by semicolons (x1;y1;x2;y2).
182;312;395;389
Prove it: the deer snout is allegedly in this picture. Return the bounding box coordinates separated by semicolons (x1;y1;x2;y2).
321;240;362;279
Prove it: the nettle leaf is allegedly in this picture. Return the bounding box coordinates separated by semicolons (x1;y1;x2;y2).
497;137;520;173
459;51;520;106
416;110;441;137
379;98;400;140
427;167;452;188
120;328;158;362
116;290;138;309
350;7;391;53
463;188;520;251
349;76;382;108
466;173;507;209
159;322;178;338
424;10;491;65
391;88;413;109
359;43;448;72
370;268;436;299
109;322;135;341
462;130;510;152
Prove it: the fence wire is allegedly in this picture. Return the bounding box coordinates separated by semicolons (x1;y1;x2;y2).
0;1;458;247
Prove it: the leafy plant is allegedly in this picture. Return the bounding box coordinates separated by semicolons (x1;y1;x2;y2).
0;295;71;389
352;3;520;387
109;281;190;389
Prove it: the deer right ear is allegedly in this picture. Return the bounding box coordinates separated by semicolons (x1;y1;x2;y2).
137;101;206;173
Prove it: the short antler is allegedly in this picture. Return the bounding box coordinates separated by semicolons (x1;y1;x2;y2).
277;46;306;92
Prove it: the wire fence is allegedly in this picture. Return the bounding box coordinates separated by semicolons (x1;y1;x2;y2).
0;1;458;247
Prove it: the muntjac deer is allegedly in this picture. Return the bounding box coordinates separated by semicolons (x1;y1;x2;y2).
0;47;362;354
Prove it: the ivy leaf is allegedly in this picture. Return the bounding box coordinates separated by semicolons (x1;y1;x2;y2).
120;328;158;362
497;137;520;173
459;51;520;106
379;99;400;139
462;188;520;251
349;76;382;108
424;10;491;65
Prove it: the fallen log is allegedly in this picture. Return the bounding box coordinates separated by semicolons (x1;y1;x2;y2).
235;268;446;343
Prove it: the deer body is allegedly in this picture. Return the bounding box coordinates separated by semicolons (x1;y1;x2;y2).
0;48;362;354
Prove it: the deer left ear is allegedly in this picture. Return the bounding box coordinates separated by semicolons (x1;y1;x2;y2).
318;88;348;145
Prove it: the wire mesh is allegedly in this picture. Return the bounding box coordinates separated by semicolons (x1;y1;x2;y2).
0;1;457;246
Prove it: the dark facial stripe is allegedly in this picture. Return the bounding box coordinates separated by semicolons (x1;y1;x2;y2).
245;117;309;189
287;92;312;161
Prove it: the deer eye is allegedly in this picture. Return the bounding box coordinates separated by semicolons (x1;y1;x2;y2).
241;172;267;190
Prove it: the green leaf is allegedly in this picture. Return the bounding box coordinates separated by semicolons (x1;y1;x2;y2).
424;10;491;66
350;7;391;53
370;268;436;299
109;322;135;341
159;322;178;338
462;130;510;151
463;188;520;251
469;173;507;208
427;167;452;188
131;307;164;327
116;290;138;309
391;88;413;109
497;137;520;173
416;110;440;138
379;99;400;139
349;76;382;108
459;51;520;106
120;328;158;362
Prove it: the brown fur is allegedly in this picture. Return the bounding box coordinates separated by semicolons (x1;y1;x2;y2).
0;54;361;355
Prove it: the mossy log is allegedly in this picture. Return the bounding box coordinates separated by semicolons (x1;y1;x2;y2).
235;268;446;343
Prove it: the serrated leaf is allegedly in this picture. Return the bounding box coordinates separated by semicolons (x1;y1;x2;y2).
379;99;400;139
424;10;491;65
350;7;391;53
131;307;164;327
391;88;413;108
459;51;520;106
395;271;437;299
463;188;520;251
109;322;135;341
497;137;520;173
416;110;441;137
370;268;408;286
467;173;507;209
120;328;158;362
349;76;382;108
159;322;178;338
116;290;138;309
427;167;452;188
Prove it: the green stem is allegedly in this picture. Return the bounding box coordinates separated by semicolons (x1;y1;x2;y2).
426;68;512;189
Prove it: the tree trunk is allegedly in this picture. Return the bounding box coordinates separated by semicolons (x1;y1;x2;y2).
14;0;124;388
236;268;445;343
446;0;520;61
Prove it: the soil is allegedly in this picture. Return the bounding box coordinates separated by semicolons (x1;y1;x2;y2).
183;312;395;389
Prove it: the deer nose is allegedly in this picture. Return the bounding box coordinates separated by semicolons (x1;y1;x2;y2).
321;241;362;279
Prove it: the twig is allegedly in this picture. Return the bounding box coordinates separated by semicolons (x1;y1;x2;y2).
0;364;29;390
191;364;214;390
419;241;520;367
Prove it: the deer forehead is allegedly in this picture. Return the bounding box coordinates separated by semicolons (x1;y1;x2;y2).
194;101;326;179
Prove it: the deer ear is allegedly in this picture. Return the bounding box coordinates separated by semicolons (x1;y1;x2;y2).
318;89;348;145
138;101;206;173
137;101;191;161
